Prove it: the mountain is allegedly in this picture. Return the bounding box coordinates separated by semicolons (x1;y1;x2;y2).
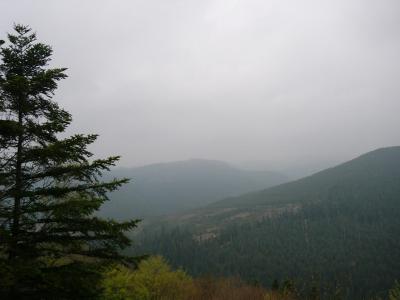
215;146;400;206
100;159;288;219
137;147;400;299
234;159;339;180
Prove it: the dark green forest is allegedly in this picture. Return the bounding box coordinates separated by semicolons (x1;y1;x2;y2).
137;147;400;299
139;199;400;299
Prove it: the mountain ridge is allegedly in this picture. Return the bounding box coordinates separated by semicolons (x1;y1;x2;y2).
100;158;288;218
138;146;400;299
210;146;400;208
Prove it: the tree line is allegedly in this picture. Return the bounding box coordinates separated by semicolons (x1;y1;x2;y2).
138;193;400;299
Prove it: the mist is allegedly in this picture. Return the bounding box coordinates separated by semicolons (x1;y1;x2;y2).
1;0;400;171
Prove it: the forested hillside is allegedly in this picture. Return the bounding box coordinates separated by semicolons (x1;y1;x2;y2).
3;0;400;297
100;159;287;218
137;147;400;299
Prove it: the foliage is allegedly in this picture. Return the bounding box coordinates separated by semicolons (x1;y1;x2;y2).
101;256;195;300
389;281;400;300
191;277;281;300
0;24;139;299
101;256;297;300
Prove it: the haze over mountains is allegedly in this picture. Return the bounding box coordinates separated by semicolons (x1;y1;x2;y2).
100;159;288;219
137;146;400;299
3;0;400;298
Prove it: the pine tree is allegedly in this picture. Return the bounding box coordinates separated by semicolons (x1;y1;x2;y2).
0;24;140;299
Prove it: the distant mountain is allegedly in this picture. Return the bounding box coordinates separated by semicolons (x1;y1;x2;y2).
234;159;338;179
212;146;400;209
100;159;288;219
138;147;400;299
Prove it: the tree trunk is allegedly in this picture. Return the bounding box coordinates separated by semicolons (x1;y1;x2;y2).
9;109;23;260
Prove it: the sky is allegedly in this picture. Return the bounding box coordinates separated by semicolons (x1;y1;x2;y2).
1;0;400;173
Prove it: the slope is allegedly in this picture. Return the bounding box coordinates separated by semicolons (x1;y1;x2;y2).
138;147;400;299
100;159;288;219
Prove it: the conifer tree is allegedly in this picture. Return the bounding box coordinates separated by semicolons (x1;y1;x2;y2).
0;24;139;299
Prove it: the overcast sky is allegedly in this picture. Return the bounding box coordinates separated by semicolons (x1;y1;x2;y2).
1;0;400;171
